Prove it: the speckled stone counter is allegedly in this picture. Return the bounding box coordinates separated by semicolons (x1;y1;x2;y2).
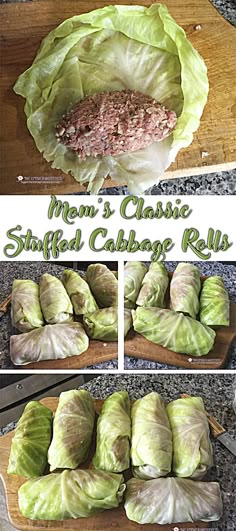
0;374;235;530
0;0;235;195
125;261;236;370
0;262;118;370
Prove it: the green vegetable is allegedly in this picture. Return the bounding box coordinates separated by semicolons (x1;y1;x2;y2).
10;322;89;365
131;392;172;479
83;307;118;341
166;396;213;478
18;469;125;520
200;276;230;326
86;264;118;307
13;4;208;193
40;273;73;323
124;477;222;524
7;401;52;478
136;262;169;308
124;309;133;337
48;390;95;471
11;279;44;332
124;262;148;309
170;263;201;319
132;307;216;356
93;391;131;472
62;269;98;315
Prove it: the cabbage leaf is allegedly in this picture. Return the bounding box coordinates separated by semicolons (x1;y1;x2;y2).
10;322;89;365
40;273;73;324
131;392;172;479
124;477;222;524
8;401;52;478
166;396;213;478
62;269;98;315
132;307;216;356
48;390;95;471
11;279;44;332
200;276;230;326
93;391;131;472
136;262;169;308
13;4;208;193
18;469;125;520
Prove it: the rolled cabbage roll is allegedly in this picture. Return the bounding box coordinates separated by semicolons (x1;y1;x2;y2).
86;264;118;307
166;396;213;478
170;262;201;319
132;307;216;356
131;392;172;479
83;307;118;341
18;469;125;520
93;391;131;472
124;309;133;337
62;269;98;315
136;262;169;308
10;322;89;365
48;390;95;471
8;401;52;478
124;477;222;525
124;261;147;309
40;273;73;323
200;275;230;326
11;279;44;332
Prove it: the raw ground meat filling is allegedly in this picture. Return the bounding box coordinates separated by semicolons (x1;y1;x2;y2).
55;89;177;160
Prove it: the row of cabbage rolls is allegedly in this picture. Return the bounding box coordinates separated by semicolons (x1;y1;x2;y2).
124;261;230;356
10;264;118;365
8;390;222;524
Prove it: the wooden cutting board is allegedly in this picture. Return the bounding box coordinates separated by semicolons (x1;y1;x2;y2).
0;0;235;194
0;397;208;531
125;272;236;369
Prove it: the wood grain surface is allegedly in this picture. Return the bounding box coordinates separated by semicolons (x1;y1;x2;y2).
0;397;208;531
125;270;236;369
0;0;235;194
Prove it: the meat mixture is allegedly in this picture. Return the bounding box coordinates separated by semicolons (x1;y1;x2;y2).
56;89;177;160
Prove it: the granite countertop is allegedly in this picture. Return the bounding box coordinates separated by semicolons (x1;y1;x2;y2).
0;374;235;530
0;262;118;370
125;261;236;370
0;0;235;195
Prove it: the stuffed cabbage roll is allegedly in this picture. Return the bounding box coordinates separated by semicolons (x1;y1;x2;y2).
86;264;118;307
18;469;125;520
124;261;148;309
62;269;98;315
10;322;89;365
131;392;172;479
200;276;230;326
83;307;118;341
8;401;52;478
40;273;73;323
132;307;216;356
170;263;201;319
166;396;213;478
11;279;44;332
136;263;169;308
48;390;95;471
124;309;133;337
93;391;131;472
124;477;222;524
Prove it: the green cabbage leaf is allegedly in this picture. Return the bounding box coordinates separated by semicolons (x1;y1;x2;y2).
18;469;125;520
14;4;208;193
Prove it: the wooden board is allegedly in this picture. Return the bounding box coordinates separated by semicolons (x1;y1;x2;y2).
0;0;235;194
125;271;236;369
0;397;208;531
